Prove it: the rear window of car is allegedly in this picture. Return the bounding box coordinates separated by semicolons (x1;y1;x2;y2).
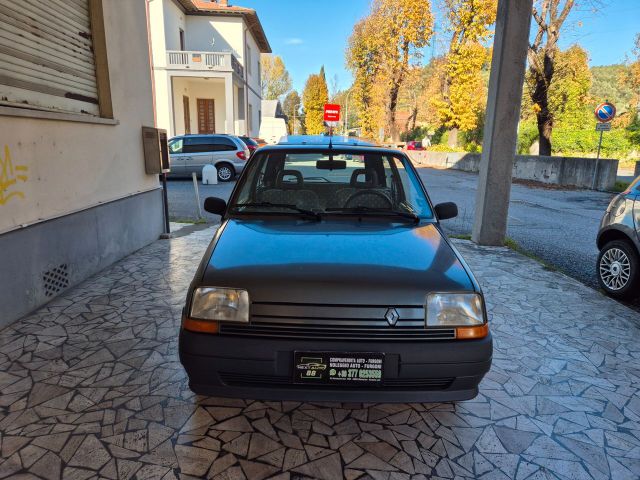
240;136;258;147
183;136;237;153
231;150;434;219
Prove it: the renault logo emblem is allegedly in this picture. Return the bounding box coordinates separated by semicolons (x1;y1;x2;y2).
385;308;399;326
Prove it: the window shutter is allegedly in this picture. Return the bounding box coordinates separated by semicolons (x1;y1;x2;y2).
0;0;100;115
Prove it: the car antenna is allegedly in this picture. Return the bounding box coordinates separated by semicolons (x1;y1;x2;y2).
328;125;333;150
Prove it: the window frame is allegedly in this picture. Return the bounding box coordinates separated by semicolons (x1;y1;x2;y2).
0;0;115;125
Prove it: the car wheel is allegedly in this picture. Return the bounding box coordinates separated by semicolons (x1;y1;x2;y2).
216;163;234;182
597;240;639;298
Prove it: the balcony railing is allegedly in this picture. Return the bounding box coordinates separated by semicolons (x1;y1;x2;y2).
166;51;244;78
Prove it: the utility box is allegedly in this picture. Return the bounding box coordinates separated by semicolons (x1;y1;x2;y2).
202;165;218;185
142;126;170;174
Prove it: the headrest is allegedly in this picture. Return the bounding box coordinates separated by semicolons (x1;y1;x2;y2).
350;169;378;188
276;169;303;188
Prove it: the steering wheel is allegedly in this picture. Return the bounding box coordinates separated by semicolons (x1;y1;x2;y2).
345;190;393;209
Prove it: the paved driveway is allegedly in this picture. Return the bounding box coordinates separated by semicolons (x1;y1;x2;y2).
1;226;639;479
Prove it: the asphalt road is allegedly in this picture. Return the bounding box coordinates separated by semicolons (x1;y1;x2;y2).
166;169;639;310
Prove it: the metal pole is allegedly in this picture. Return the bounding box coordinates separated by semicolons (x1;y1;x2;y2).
192;172;202;219
591;129;604;190
161;173;171;235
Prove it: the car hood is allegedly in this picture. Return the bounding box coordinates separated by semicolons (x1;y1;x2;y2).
200;219;475;305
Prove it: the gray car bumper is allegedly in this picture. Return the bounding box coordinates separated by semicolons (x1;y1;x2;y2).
179;329;492;402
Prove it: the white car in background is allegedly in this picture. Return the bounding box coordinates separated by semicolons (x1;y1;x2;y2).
167;134;250;182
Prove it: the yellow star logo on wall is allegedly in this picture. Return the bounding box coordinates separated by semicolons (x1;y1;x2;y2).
0;145;28;205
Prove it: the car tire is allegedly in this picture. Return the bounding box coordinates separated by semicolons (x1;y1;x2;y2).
216;163;235;182
597;239;639;299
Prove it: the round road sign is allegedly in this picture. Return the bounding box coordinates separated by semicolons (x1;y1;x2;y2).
594;102;616;123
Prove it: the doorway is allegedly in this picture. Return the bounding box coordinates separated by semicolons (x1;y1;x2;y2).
183;96;191;134
197;98;215;134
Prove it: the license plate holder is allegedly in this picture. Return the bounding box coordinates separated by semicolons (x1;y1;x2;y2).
293;351;384;385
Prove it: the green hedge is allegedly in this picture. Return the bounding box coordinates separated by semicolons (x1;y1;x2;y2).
550;128;634;157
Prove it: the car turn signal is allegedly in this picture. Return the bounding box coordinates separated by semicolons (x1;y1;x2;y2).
183;318;219;334
456;323;489;340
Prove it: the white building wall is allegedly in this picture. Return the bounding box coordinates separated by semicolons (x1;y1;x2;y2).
185;16;243;57
0;0;158;234
163;0;186;52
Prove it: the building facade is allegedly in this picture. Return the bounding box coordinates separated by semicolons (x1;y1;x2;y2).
149;0;271;138
0;1;164;326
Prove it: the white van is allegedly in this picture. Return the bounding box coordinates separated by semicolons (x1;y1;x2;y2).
259;117;288;145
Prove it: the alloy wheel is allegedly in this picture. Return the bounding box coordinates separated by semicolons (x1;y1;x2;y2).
218;166;233;181
599;247;631;291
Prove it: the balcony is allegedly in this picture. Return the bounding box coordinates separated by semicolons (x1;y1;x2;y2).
166;51;244;79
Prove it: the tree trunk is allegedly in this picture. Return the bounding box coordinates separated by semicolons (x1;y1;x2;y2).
536;110;553;156
447;128;459;148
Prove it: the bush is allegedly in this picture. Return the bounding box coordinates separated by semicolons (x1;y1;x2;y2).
401;126;430;142
551;128;634;157
517;122;539;154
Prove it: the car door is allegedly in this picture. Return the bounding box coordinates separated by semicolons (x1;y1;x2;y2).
167;137;186;176
183;136;216;176
210;136;238;167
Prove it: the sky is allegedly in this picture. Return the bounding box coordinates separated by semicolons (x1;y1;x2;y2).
237;0;640;94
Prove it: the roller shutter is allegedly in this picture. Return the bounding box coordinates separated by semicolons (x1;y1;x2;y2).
0;0;100;115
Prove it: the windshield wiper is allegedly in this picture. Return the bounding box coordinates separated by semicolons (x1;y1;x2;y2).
325;206;420;223
232;202;321;220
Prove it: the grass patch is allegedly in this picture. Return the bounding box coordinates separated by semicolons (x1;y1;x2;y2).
504;237;558;272
449;234;472;240
613;181;630;193
169;217;209;225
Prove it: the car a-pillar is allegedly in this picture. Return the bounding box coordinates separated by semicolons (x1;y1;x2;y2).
472;0;533;246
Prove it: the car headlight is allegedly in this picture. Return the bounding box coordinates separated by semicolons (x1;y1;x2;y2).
190;287;249;323
426;293;485;327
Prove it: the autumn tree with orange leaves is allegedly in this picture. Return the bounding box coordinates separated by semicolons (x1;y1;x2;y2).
347;0;434;141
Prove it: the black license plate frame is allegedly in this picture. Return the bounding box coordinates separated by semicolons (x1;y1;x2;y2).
293;351;384;386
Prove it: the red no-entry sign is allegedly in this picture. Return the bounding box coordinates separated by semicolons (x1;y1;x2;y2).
324;104;341;123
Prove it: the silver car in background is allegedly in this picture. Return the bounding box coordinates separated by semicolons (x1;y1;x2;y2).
168;134;250;182
596;175;640;298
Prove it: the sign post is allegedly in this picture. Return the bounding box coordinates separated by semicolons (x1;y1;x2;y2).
591;101;616;190
323;104;341;137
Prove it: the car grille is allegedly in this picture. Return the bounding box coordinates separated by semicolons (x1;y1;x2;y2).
218;302;456;341
219;372;454;390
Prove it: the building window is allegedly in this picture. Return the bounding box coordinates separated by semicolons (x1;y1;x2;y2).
179;28;186;51
248;104;253;133
0;0;113;118
247;46;252;76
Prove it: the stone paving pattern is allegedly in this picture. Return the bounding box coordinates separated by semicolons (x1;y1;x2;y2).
1;226;640;479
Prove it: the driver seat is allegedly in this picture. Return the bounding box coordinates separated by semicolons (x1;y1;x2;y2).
334;169;390;208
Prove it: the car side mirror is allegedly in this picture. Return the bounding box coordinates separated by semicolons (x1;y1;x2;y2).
204;197;227;216
435;202;458;220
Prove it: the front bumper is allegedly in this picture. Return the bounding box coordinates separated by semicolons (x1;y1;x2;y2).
179;329;492;402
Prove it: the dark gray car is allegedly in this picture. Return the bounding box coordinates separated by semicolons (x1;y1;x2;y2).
179;143;492;402
597;176;640;298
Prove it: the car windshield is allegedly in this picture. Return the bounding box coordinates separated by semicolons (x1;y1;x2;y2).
229;150;433;220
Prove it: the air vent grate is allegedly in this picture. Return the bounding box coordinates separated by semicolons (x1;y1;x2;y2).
43;264;69;297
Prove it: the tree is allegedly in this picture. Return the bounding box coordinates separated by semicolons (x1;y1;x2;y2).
346;16;386;139
302;70;328;134
260;55;292;100
623;34;640;113
434;0;496;146
526;0;577;156
283;90;302;134
548;45;592;129
346;0;434;142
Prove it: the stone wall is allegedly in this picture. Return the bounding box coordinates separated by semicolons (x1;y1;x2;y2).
407;151;619;190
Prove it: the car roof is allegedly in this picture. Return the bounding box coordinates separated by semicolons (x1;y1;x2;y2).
256;143;405;156
279;134;377;147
